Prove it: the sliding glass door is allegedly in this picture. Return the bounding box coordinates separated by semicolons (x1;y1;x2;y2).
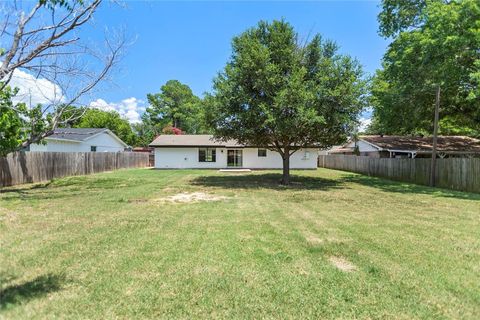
227;149;243;167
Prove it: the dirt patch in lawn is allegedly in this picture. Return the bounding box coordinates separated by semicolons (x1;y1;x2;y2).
158;192;227;203
329;256;357;272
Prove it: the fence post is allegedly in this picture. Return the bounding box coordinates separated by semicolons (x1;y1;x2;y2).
430;85;441;187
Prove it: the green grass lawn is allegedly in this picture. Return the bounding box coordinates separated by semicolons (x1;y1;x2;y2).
1;168;479;319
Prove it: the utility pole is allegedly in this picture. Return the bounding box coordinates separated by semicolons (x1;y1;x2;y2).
429;85;441;187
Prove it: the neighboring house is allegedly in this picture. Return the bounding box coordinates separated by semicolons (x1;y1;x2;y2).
149;135;318;169
329;135;480;158
29;128;128;152
319;145;342;156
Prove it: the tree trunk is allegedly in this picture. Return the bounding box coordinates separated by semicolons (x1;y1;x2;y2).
281;155;290;185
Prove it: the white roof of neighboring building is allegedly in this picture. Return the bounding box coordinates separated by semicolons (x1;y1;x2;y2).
46;128;128;147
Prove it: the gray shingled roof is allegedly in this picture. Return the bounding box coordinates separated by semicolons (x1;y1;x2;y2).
47;128;109;142
149;135;321;148
149;135;242;147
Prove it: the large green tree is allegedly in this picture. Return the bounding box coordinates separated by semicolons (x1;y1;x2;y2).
370;0;480;136
0;87;25;156
206;20;367;184
145;80;209;134
76;109;137;146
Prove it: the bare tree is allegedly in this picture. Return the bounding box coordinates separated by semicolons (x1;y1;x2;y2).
0;0;127;149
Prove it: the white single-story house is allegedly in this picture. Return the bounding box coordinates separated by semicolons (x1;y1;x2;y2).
149;135;318;169
29;128;128;152
329;135;480;158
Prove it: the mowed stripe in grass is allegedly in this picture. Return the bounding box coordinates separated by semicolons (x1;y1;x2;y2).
1;168;479;319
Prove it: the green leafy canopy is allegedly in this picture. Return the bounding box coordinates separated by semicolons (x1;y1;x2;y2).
145;80;210;134
370;0;480;136
0;87;25;156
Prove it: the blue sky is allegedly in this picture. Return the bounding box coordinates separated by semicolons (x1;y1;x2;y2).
82;1;388;123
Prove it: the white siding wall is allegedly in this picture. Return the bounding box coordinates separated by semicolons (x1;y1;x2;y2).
30;140;83;152
154;147;227;169
86;134;126;152
345;140;379;152
29;143;48;151
242;148;317;169
154;147;318;169
29;132;126;152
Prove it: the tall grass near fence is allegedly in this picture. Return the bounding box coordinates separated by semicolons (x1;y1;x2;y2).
0;152;149;187
318;155;480;193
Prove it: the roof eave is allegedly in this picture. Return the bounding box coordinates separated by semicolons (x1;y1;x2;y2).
45;137;82;143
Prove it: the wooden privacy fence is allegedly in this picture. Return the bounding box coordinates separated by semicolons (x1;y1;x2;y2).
318;155;480;193
0;152;150;187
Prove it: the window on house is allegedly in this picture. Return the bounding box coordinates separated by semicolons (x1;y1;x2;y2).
199;148;216;162
258;149;267;157
91;146;97;152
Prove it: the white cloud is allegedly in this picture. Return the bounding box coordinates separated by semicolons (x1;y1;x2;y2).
359;117;372;132
89;97;146;124
7;69;65;106
358;108;373;132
